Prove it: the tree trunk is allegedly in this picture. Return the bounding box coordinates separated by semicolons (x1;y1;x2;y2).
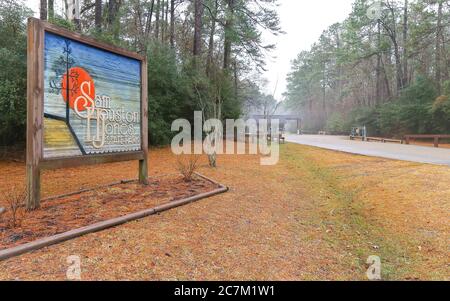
384;4;404;94
155;0;160;39
193;0;204;57
145;0;155;38
381;56;392;100
402;0;408;86
95;0;102;31
48;0;54;19
436;0;443;94
169;0;175;48
161;0;165;42
107;0;121;37
108;0;115;25
208;152;217;167
206;0;218;74
134;0;145;51
164;0;169;43
376;20;382;103
322;64;327;123
74;0;81;30
40;0;47;20
223;0;235;70
335;28;343;104
393;39;403;93
233;59;238;100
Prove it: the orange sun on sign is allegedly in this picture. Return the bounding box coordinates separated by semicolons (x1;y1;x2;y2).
61;67;96;112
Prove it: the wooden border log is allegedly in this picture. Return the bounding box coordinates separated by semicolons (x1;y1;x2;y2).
0;173;228;261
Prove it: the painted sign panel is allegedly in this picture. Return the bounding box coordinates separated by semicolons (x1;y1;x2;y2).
43;31;142;159
26;18;148;209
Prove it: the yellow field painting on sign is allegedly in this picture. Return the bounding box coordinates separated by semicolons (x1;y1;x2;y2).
43;118;82;158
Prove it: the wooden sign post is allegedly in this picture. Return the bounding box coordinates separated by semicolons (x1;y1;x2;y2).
26;18;148;210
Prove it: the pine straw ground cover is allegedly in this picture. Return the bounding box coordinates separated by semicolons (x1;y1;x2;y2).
0;175;219;250
0;144;448;280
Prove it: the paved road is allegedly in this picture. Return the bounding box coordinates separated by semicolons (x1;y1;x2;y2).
286;134;450;166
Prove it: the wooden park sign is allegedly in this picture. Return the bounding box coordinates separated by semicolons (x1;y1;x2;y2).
26;18;148;210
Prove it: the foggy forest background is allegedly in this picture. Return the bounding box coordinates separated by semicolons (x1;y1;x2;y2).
1;0;450;150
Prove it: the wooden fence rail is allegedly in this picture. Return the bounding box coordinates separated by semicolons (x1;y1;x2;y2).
404;135;450;148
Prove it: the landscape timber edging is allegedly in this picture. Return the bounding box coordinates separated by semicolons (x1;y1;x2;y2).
0;173;228;261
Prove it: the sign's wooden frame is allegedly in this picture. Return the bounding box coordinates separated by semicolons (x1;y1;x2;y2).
26;18;148;210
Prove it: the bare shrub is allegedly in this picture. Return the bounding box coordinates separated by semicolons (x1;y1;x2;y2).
4;187;27;229
176;155;200;182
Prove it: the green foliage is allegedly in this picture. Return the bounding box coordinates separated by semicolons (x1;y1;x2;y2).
0;0;31;145
286;0;450;137
345;77;441;137
147;43;194;145
0;0;260;147
146;42;241;145
48;16;76;31
325;112;347;134
431;81;450;132
395;76;436;135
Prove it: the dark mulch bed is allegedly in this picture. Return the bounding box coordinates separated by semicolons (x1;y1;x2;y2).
0;174;219;250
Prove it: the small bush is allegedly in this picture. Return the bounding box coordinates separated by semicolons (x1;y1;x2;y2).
176;155;200;182
4;187;27;229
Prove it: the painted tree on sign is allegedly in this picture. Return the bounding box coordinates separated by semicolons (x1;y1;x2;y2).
47;38;86;154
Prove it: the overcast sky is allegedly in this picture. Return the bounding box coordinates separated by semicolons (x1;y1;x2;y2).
26;0;41;14
262;0;355;100
25;0;355;100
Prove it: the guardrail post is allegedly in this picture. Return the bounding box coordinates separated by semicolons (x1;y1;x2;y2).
434;137;439;148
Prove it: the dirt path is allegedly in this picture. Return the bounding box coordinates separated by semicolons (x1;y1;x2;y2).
0;144;448;280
